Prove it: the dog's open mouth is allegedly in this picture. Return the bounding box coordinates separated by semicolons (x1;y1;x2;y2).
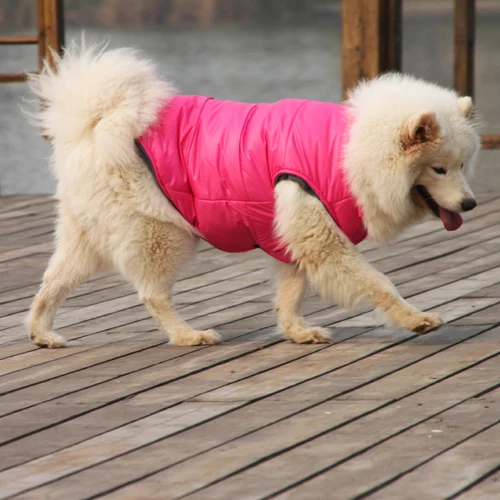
416;185;463;231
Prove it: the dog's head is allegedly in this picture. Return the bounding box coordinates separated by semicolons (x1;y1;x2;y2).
345;74;481;243
403;98;478;231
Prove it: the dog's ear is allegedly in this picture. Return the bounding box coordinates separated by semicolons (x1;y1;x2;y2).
403;110;441;150
457;96;473;117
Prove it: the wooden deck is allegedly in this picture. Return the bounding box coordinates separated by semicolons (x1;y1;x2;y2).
1;194;500;500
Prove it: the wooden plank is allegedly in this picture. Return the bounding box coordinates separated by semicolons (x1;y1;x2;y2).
454;0;475;97
1;292;498;494
0;334;361;474
432;297;500;323
466;282;500;298
0;402;241;499
454;301;500;325
0;73;29;83
0;207;54;224
0;294;140;333
0;334;166;381
187;348;500;499
395;245;500;297
374;224;500;276
196;324;495;404
0;336;321;439
0;311;156;362
0;238;53;259
0;225;54;245
1;325;491;497
457;469;500;499
0;36;38;45
7;402;376;500
0;230;54;252
0;215;55;236
0;272;120;307
1;194;500;499
0;197;52;214
0;210;55;231
388;240;500;291
269;389;500;500
367;423;500;500
0;196;27;208
74;340;500;499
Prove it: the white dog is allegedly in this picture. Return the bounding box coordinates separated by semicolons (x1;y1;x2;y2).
26;43;480;348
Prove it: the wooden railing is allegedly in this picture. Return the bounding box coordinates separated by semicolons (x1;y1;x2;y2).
0;0;64;83
342;0;499;150
0;1;497;149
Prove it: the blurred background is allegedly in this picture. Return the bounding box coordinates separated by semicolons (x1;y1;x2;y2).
0;0;499;195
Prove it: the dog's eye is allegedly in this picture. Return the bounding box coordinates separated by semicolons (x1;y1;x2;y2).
432;167;447;175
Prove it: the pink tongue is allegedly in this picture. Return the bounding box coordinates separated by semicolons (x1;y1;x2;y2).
439;207;463;231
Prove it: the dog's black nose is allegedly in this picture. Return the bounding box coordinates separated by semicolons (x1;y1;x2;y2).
461;198;477;212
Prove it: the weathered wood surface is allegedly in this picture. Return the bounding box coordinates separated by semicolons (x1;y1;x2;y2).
1;195;500;500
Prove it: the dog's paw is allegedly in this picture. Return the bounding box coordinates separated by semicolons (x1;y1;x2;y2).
286;326;332;344
171;329;221;346
30;331;67;348
406;312;444;335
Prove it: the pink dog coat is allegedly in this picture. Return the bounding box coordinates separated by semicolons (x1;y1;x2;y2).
136;95;366;263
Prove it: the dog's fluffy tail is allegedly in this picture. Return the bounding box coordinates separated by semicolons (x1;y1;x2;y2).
27;41;174;168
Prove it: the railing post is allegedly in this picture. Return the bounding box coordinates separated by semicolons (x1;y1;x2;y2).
37;0;65;71
342;0;402;99
383;0;402;72
454;0;475;98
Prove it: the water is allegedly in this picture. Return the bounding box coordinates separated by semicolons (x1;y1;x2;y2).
1;13;499;195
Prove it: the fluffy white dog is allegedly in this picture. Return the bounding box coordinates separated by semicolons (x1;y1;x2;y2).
26;43;480;348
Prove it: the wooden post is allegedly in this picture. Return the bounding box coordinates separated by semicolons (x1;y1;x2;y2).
36;0;64;141
342;0;402;99
454;0;475;98
37;0;65;71
383;0;402;72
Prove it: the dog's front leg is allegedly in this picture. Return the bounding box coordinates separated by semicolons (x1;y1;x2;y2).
275;261;332;343
274;181;443;334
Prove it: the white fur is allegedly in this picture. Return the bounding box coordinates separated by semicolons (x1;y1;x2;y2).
25;43;480;348
345;73;480;243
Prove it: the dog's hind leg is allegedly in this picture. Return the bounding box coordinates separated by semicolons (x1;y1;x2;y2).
275;261;332;343
274;181;443;335
117;217;221;346
28;211;107;348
